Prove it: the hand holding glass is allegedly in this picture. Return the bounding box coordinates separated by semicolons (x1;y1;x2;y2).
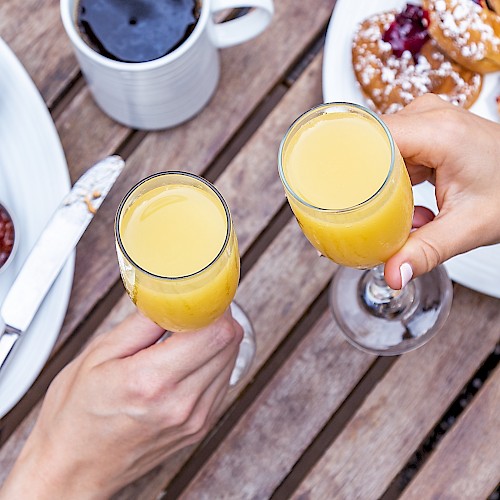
278;102;452;355
115;172;255;384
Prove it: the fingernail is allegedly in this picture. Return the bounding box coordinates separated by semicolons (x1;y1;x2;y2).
400;262;413;289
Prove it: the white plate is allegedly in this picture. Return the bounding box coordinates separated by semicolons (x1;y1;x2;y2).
322;0;500;298
0;38;74;418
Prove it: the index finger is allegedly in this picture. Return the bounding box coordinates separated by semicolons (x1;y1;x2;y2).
382;94;470;165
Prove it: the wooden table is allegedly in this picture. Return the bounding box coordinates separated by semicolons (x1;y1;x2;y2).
1;0;500;498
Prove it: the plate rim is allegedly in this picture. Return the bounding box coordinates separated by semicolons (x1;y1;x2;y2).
0;37;75;418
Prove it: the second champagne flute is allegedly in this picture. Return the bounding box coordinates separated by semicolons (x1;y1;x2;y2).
115;171;255;385
278;102;453;355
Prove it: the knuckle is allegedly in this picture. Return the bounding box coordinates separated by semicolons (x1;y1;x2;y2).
419;238;442;271
213;319;238;349
407;93;440;111
180;427;210;448
126;367;170;404
418;93;439;106
233;320;244;344
169;397;197;427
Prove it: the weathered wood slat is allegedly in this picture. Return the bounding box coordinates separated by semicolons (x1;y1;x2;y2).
179;312;375;499
0;0;78;107
292;287;500;499
55;87;131;179
215;56;323;252
401;364;500;500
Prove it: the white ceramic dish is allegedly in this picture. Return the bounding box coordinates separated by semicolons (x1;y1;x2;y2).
322;0;500;299
0;38;74;418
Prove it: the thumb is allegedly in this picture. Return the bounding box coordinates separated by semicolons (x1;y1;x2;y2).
384;210;464;289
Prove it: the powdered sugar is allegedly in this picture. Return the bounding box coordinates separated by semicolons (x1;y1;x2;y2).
429;0;500;63
352;9;482;114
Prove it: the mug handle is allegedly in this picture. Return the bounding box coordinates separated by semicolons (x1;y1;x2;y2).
209;0;274;48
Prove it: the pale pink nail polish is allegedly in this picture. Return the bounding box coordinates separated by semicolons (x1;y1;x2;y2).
400;262;413;289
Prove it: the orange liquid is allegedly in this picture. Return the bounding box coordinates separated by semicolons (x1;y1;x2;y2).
282;111;413;268
119;183;239;331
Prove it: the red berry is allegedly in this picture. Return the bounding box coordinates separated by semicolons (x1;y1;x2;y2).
382;3;430;60
0;204;15;268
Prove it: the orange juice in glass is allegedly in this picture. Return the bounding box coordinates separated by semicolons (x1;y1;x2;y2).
279;103;452;355
115;172;255;384
282;106;413;268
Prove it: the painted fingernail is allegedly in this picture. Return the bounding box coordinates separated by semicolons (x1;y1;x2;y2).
400;262;413;289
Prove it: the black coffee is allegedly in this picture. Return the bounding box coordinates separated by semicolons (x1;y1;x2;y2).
77;0;200;63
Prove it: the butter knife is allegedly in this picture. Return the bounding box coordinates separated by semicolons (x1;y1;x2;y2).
0;155;125;373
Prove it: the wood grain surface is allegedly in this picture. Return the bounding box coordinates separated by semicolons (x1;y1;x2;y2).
1;0;499;498
293;287;500;499
402;364;500;500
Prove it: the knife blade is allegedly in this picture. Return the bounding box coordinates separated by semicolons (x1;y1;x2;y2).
0;155;125;373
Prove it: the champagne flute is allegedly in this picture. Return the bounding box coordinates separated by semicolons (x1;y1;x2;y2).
278;102;452;355
115;171;255;385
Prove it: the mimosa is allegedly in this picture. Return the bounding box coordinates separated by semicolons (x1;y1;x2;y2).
279;102;452;356
116;174;239;332
281;109;413;268
121;185;228;277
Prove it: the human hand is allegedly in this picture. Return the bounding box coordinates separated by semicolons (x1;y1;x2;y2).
1;311;242;499
382;94;500;289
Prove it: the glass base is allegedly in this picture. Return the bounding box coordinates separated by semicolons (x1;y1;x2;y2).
229;301;256;386
329;265;453;356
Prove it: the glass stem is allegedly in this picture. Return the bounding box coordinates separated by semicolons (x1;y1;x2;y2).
360;264;415;319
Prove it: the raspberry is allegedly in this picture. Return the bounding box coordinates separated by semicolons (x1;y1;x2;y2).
383;3;430;60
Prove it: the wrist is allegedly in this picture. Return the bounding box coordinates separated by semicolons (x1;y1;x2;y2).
1;429;110;500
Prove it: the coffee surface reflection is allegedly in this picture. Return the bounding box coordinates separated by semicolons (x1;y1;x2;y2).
77;0;200;63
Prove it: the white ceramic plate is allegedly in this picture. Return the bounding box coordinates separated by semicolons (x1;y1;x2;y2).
322;0;500;298
0;38;74;417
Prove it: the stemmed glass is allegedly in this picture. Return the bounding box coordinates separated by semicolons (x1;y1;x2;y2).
278;102;453;355
115;171;255;384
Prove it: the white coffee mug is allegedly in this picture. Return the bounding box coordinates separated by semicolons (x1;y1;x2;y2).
60;0;274;130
